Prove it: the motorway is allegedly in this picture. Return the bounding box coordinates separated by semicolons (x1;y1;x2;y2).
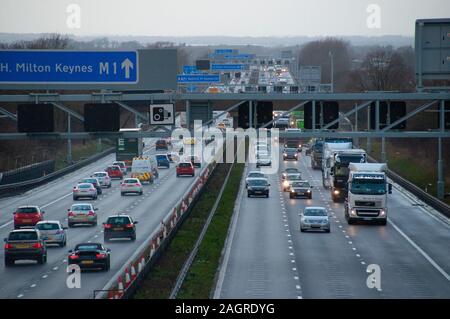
216;144;450;299
0;138;201;299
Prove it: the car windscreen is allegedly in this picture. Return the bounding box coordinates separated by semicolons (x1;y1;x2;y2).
16;207;38;213
107;217;131;225
72;205;91;211
304;209;327;217
285;169;299;173
248;179;268;186
36;223;60;231
124;179;139;184
93;173;106;177
82;179;96;184
292;182;310;188
78;183;92;188
287;175;301;180
248;173;264;178
156;155;168;160
285;148;297;152
9;232;38;241
76;244;102;251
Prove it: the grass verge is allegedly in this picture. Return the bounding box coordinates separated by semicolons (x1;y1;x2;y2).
177;162;245;299
133;163;232;299
54;139;113;170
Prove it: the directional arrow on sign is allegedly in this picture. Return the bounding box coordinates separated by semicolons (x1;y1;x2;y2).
121;58;134;79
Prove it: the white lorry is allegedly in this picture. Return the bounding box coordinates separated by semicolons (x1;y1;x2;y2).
344;163;392;225
322;141;352;188
329;149;367;202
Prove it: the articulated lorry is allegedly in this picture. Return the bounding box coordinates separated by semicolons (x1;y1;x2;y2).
310;139;324;169
322;141;353;188
329;149;367;202
116;128;143;170
344;163;392;225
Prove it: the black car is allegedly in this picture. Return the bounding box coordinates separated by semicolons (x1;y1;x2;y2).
4;229;47;266
155;139;168;151
103;215;138;241
289;181;313;199
247;178;270;198
283;148;298;160
80;178;102;195
68;243;111;271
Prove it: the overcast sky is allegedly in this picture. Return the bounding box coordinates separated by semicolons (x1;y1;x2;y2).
1;0;449;37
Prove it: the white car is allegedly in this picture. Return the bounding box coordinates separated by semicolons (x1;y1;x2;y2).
68;203;98;227
121;178;143;196
92;171;111;188
300;207;330;233
73;183;97;200
35;221;67;247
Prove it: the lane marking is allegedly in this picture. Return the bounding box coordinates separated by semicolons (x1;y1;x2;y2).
389;218;450;282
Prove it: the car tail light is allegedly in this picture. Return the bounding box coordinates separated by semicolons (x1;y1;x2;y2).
135;183;140;186
125;223;133;228
88;211;95;216
96;253;107;259
68;211;75;217
90;187;95;191
56;230;64;235
32;243;43;249
69;254;79;260
104;224;112;229
4;243;13;250
73;188;78;193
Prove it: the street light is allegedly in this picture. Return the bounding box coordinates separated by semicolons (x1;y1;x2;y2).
329;51;334;93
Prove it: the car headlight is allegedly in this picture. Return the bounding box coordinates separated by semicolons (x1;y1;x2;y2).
283;181;289;187
291;189;295;193
283;153;287;156
333;190;340;195
299;144;302;148
380;209;386;217
307;190;311;193
350;209;356;216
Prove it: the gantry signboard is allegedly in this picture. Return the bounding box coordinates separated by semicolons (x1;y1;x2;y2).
0;49;177;91
415;19;450;86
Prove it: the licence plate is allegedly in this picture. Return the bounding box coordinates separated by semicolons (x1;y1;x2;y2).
254;191;262;194
363;217;373;221
22;219;32;223
81;260;94;265
114;228;123;231
15;244;30;249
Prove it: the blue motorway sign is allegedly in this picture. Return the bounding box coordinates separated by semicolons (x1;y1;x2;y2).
224;54;255;59
0;50;138;83
177;74;220;83
183;65;198;74
215;49;234;54
211;64;244;71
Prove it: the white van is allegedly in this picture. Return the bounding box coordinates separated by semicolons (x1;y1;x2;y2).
131;156;158;183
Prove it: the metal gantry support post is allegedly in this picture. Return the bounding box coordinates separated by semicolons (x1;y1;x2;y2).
367;103;371;154
186;100;191;130
354;103;359;147
437;100;445;199
249;100;253;129
67;113;72;165
312;100;316;131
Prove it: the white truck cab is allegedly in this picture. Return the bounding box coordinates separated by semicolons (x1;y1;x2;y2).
345;163;392;225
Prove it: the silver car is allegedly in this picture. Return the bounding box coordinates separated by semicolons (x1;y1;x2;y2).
92;171;112;188
299;207;330;233
35;221;67;247
120;178;143;196
68;203;98;227
73;183;97;200
282;173;302;191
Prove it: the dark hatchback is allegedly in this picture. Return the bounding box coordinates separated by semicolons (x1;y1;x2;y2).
247;178;270;198
68;243;111;271
4;229;47;266
103;215;138;241
156;154;170;168
155;139;168;151
283;148;298;160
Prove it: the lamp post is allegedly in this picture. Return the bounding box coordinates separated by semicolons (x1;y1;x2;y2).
329;51;334;93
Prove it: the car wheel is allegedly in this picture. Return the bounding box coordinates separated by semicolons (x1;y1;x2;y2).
93;221;97;227
73;197;77;201
379;219;387;226
37;255;46;264
68;223;74;228
108;184;112;188
176;174;179;177
104;262;110;271
325;229;331;233
104;236;109;242
131;235;136;241
309;195;312;199
347;219;355;225
139;191;143;195
121;192;124;196
300;228;305;232
289;194;294;199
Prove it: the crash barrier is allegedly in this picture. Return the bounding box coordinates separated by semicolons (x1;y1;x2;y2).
367;155;450;218
0;147;115;197
0;160;55;185
97;141;224;299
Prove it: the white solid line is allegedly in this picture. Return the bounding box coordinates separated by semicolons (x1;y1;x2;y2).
30;284;36;288
389;218;450;282
42;275;48;279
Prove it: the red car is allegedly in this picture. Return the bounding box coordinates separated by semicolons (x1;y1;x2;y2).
106;165;123;179
13;206;45;229
176;162;195;177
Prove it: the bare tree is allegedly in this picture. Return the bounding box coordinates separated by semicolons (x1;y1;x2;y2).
298;37;352;91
